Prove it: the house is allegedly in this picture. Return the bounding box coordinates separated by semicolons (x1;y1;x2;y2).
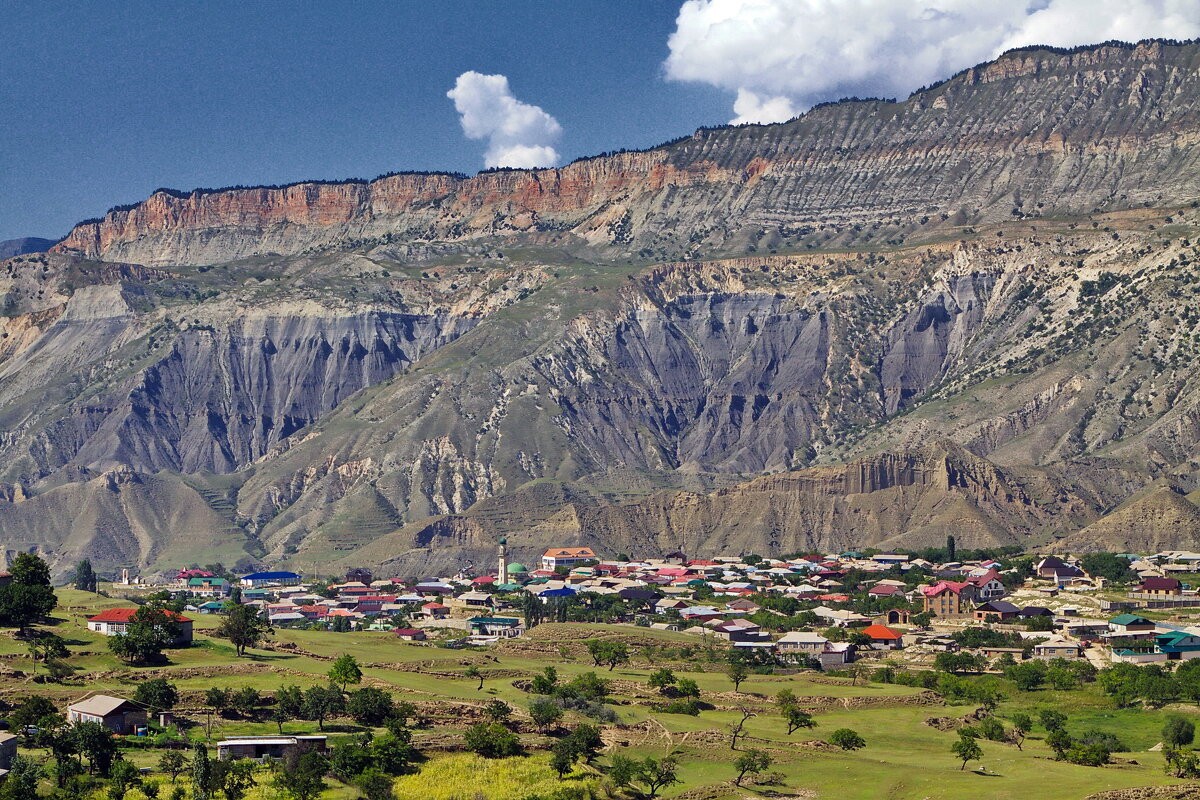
0;732;16;772
541;547;597;571
217;735;327;761
466;617;522;637
818;642;855;669
420;602;449;620
678;606;725;623
775;631;829;654
710;619;768;643
1035;557;1085;581
1032;637;1081;660
973;600;1020;621
87;608;193;644
1136;577;1183;596
449;591;496;612
1018;606;1053;619
393;628;426;641
921;581;978;618
68;694;147;734
1108;614;1156;635
966;569;1007;601
240;571;302;588
1155;630;1200;660
867;584;903;599
186;577;230;598
861;623;904;649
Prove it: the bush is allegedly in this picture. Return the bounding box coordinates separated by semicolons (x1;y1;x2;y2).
828;729;866;751
464;723;522;758
659;698;701;716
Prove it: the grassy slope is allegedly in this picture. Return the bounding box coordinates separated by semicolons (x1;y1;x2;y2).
6;591;1192;799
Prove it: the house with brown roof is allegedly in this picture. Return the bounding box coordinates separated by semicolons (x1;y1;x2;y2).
1136;577;1182;596
541;547;597;571
67;694;146;735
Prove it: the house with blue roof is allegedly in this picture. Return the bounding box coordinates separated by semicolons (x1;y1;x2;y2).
240;571;302;588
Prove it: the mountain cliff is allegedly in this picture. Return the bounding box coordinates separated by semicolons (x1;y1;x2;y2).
2;39;1199;576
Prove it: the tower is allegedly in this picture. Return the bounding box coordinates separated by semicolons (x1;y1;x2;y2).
498;537;508;581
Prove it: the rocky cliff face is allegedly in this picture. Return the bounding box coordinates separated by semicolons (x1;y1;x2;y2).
55;41;1200;266
3;40;1200;576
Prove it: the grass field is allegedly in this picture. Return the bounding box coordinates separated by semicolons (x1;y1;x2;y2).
6;590;1197;799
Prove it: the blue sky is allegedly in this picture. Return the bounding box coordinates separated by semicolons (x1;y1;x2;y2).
0;1;723;240
3;0;1196;242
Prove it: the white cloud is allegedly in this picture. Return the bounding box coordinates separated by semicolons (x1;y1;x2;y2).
447;71;562;169
665;0;1200;124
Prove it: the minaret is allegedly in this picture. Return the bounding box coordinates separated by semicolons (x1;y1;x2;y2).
497;537;508;582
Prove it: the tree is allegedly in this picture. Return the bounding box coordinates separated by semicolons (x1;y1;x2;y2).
550;738;579;779
232;687;260;717
464;665;483;690
11;695;56;730
530;666;558;695
0;754;42;800
947;535;956;561
134;678;179;714
348;687;395;726
727;662;750;693
483;699;513;725
1079;553;1137;584
1046;665;1077;691
828;728;866;751
192;743;213;800
215;603;272;656
730;708;756;750
1010;712;1033;751
528;696;563;732
276;685;305;723
28;633;69;662
271;751;328;800
210;759;255;800
327;653;363;693
635;756;680;798
1006;660;1047;691
952;733;983;770
355;767;396;800
158;750;187;783
648;668;676;693
463;722;522;758
733;749;771;786
784;706;816;735
329;735;373;781
675;677;700;698
585;639;630;671
73;559;99;592
0;553;57;632
1039;709;1067;733
75;720;118;776
1046;729;1073;760
1164;715;1196;749
302;685;345;731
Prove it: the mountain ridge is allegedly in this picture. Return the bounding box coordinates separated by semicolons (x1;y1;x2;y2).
1;40;1199;576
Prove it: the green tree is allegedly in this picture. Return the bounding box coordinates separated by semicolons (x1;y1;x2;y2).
733;749;771;786
191;742;213;800
727;662;750;693
951;733;983;770
348;687;395;726
355;767;396;800
75;720;118;776
550;738;579;779
1006;660;1047;691
73;559;99;592
483;699;513;725
10;694;56;730
0;553;57;632
327;653;363;693
28;632;69;662
210;759;255;800
1046;728;1073;760
463;722;522;758
1010;712;1033;751
1039;709;1067;732
370;731;415;775
648;668;676;693
1164;715;1196;749
464;665;483;690
784;706;816;735
215;603;272;657
675;677;700;698
530;666;558;694
329;735;373;781
158;750;187;783
232;687;260;717
134;678;179;714
828;728;866;751
528;696;563;732
302;685;344;731
271;751;327;800
0;754;42;800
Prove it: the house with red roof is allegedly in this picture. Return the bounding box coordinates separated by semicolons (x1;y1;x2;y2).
966;569;1007;600
420;602;449;619
861;623;904;649
921;581;978;619
87;608;193;644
